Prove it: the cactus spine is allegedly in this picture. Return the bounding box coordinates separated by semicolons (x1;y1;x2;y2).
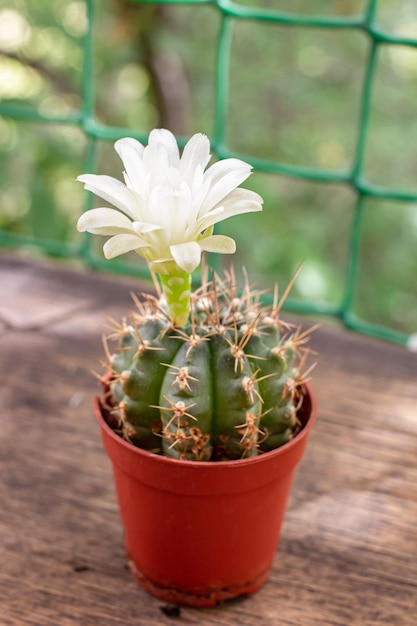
102;270;314;461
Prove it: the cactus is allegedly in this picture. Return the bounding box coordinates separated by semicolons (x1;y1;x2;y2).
101;269;314;461
77;129;315;460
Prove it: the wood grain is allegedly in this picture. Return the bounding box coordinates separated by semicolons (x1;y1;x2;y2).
1;252;416;625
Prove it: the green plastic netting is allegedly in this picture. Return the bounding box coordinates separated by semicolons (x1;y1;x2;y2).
1;0;416;346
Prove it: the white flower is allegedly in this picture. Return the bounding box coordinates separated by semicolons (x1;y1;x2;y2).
77;129;263;274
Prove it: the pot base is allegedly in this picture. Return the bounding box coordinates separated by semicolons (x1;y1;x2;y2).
128;559;270;608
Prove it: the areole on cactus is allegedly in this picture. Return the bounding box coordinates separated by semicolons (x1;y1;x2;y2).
77;128;315;461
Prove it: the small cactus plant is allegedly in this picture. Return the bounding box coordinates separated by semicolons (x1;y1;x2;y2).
102;269;314;461
77;129;315;461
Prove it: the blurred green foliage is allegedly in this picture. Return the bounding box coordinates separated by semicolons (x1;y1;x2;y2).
0;0;416;341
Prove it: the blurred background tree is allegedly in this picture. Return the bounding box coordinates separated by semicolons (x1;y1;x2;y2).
0;0;416;340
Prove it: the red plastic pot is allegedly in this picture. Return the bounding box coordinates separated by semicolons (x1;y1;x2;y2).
94;384;316;607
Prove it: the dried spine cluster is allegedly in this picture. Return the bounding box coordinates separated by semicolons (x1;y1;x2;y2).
102;270;315;461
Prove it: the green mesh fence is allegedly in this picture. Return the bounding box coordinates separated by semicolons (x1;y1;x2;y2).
1;0;416;346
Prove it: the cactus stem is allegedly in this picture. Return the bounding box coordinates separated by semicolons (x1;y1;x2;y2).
159;269;192;327
102;267;315;460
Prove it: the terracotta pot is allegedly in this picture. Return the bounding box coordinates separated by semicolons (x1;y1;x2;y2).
94;384;316;607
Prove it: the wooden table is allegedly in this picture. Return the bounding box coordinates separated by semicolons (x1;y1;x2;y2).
1;253;416;625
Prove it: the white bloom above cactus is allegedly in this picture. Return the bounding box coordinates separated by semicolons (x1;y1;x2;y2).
77;129;262;273
77;128;263;325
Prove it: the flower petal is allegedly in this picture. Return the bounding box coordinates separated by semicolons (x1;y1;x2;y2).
132;221;163;234
77;174;140;220
77;208;134;235
201;158;252;213
114;138;147;196
193;191;263;234
198;234;236;255
115;137;144;159
148;129;180;167
143;129;180;184
179;133;211;185
170;241;201;273
103;234;149;259
217;188;264;217
147;183;192;239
